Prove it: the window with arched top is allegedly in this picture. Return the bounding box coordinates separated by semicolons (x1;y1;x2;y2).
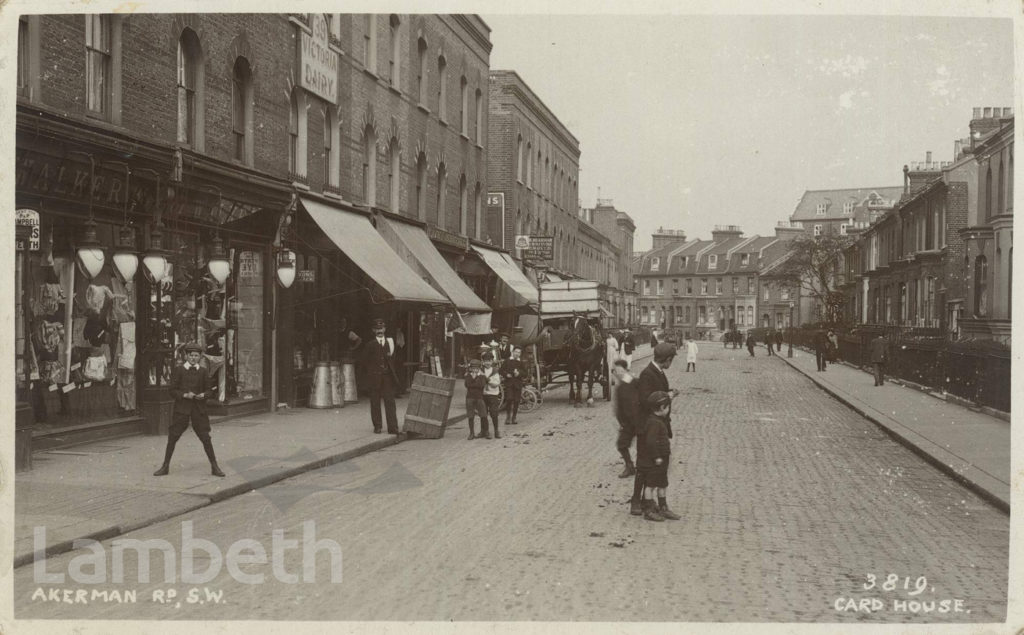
362;126;377;207
363;15;377;73
388;15;401;88
460;76;469;135
997;158;1004;216
176;28;204;148
435;162;447;227
985;165;993;221
525;142;533;188
437;55;448;121
974;255;988;316
231;56;253;165
387;138;401;212
416;38;428;106
458;174;468;233
324;108;340;189
516;135;523;182
474;88;483;145
472;183;481;240
415;153;428;220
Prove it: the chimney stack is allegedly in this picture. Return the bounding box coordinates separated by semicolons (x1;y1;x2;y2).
925;151;932;165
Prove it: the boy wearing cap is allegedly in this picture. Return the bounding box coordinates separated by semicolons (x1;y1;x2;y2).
464;360;487;440
633;342;679;515
154;342;225;477
637;391;680;521
501;346;525;425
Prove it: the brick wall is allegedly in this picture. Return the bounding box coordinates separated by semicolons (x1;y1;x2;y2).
944;181;969;301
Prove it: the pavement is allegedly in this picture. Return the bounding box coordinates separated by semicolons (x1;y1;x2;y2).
14;344;654;569
762;341;1011;513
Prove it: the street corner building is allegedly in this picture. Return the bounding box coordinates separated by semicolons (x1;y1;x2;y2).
12;13;522;458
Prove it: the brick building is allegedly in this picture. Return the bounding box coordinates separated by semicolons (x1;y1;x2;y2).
633;225;799;340
589;200;638;326
14;13;500;449
485;70;581;269
789;186;903;238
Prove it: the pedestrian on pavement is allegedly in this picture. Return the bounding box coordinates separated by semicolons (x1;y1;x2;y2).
606;330;622;375
685;336;698;372
364;318;400;434
621;328;636;367
635;342;680;516
153;341;225;477
870;334;888;386
650;328;659;348
813;328;829;372
464;360;487;440
827;329;839;365
765;331;774;356
481;354;502;439
501;346;525;426
637;391;680;522
774;330;783;353
612;359;641;484
746;333;756;357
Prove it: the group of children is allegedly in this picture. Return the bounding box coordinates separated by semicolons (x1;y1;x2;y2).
463;341;527;440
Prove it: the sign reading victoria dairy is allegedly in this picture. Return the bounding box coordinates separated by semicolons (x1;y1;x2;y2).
299;14;338;104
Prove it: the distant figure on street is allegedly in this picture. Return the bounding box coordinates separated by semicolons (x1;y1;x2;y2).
637;391;680;522
774;330;783;352
606;331;622;376
746;333;756;357
364;318;400;434
813;329;829;372
621;328;636;367
827;329;839;365
501;346;525;426
464;360;487;440
685;336;698;372
870;334;888;386
764;331;774;356
154;341;224;477
650;329;659;348
612;359;641;482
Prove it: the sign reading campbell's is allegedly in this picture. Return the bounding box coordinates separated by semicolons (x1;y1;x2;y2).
299;14;338;104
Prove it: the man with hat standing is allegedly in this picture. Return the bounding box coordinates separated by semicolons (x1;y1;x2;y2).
154;342;225;477
631;342;680;515
364;318;400;434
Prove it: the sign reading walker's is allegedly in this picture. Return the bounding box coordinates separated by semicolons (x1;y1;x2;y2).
299;13;339;104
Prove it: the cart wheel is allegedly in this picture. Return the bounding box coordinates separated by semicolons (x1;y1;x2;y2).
520;386;540;412
497;385;505;410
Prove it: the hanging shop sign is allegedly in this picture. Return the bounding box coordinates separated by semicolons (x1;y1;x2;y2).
15;209;40;251
485;192;505;247
299;13;339;104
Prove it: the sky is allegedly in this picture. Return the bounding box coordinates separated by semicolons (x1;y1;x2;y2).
483;12;1015;251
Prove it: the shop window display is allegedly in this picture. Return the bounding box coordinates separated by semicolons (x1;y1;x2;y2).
18;216;137;425
143;232;265;403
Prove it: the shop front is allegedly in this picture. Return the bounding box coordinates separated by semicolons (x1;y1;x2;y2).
288;196;448;398
471;244;540;336
374;214;492;378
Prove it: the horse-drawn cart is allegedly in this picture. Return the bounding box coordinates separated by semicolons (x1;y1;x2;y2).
522;279;611;407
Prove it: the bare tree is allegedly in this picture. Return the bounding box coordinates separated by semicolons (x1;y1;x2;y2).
765;234;852;325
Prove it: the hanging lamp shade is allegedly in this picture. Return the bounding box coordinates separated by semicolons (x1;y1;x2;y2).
276;248;296;289
77;218;106;280
143;224;169;283
207;234;231;284
112;225;139;281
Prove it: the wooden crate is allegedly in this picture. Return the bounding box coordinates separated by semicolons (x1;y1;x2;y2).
402;371;456;439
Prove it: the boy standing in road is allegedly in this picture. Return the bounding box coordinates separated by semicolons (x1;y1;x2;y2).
637;391;680;521
464;360;487;440
501;346;526;425
154;342;225;477
481;355;502;439
612;359;641;484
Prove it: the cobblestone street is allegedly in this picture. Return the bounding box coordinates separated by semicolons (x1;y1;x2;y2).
16;347;1009;623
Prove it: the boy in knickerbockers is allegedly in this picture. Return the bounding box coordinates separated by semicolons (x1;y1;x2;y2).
154;341;225;477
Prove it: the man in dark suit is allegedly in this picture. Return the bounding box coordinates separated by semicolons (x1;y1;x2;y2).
364;318;400;434
497;333;513;361
501;345;526;425
154;341;224;477
632;343;679;515
870;334;888;386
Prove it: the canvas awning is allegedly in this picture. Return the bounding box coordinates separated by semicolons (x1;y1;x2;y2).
472;245;539;308
300;197;447;305
376;216;491;314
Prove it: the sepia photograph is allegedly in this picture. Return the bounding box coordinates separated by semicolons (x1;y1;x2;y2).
2;1;1019;633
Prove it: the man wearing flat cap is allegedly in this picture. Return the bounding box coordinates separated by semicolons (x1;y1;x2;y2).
363;318;400;434
154;341;225;477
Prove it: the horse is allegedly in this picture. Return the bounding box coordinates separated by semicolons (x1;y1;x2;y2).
565;314;607;408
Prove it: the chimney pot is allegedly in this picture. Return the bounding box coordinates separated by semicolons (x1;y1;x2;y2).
926;151;932;164
973;107;982;119
1004;107;1013;117
983;107;992;118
